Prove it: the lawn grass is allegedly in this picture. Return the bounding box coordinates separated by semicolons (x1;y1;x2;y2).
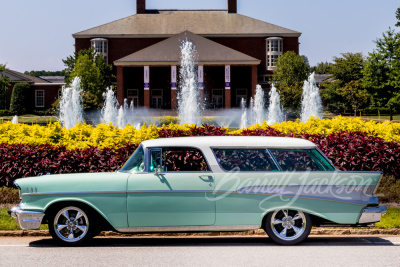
0;208;48;231
0;207;399;231
0;115;57;124
374;208;400;228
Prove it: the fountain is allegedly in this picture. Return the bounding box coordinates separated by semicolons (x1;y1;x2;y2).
101;87;119;125
249;98;254;125
267;84;284;125
178;40;201;125
116;106;127;129
11;115;18;124
253;85;265;125
300;72;323;122
239;98;248;129
59;77;83;129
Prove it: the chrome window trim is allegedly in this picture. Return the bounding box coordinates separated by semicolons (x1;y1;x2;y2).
315;147;338;170
116;224;260;233
265;148;282;171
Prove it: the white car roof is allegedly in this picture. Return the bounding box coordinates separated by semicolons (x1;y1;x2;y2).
141;136;317;149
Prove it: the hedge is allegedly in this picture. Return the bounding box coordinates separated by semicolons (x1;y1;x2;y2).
1;125;400;187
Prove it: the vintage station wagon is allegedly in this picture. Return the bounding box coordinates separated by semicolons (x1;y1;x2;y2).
9;136;387;245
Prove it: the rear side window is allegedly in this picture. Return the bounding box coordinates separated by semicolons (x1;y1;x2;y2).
213;149;279;172
269;149;335;171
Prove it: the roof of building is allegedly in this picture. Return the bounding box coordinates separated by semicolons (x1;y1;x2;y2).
114;31;261;66
73;10;301;38
1;69;51;84
39;76;65;84
314;74;332;84
141;136;316;149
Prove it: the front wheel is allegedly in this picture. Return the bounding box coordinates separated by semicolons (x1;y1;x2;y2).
48;206;94;246
264;209;312;245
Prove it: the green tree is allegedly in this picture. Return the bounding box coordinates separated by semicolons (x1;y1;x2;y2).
272;51;310;110
330;52;364;84
320;53;366;113
396;7;400;27
339;80;370;116
63;49;114;109
362;28;400;121
272;51;310;89
10;83;31;115
311;61;332;74
0;64;11;110
24;70;65;77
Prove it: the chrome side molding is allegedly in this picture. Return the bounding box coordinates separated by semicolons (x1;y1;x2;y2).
116;225;260;233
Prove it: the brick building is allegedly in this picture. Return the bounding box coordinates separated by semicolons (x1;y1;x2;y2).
1;69;63;110
73;0;301;109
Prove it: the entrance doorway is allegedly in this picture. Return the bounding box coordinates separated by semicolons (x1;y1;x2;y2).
211;89;223;109
151;89;163;109
236;89;247;107
127;89;139;108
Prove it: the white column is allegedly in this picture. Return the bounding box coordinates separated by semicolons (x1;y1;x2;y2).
225;65;231;90
171;65;177;90
144;66;150;90
198;65;204;90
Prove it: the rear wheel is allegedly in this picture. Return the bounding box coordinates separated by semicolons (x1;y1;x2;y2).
48;206;94;246
264;209;312;245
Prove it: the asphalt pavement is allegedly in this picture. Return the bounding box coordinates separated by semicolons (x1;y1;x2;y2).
0;235;399;267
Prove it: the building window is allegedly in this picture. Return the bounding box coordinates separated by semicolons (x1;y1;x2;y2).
35;90;44;107
91;38;108;64
266;37;283;70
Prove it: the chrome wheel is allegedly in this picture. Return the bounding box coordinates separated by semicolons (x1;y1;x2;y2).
53;207;89;243
270;209;306;241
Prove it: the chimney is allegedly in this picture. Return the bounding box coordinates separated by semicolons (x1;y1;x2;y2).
228;0;237;13
137;0;146;14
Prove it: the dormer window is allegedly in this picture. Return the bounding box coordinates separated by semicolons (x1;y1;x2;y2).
91;38;108;64
266;37;283;70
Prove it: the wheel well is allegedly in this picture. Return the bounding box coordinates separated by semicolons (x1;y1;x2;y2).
261;210;324;229
43;201;114;231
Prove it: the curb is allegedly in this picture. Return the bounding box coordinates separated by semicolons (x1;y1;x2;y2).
0;228;399;237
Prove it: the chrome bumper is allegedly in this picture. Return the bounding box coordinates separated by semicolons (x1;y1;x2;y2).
8;205;45;230
358;206;387;224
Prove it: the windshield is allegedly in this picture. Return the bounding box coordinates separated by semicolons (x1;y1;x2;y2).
120;145;145;172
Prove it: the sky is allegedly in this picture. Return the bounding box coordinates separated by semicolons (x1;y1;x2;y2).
0;0;399;72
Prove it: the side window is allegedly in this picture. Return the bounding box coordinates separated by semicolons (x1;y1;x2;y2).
269;149;335;171
162;147;210;172
213;149;279;172
120;145;145;172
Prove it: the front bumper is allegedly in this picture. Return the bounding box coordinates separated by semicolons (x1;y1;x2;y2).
8;204;45;230
358;206;387;224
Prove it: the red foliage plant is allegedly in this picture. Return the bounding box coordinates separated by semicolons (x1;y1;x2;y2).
1;125;400;187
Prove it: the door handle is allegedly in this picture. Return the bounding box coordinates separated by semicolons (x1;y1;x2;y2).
199;175;213;182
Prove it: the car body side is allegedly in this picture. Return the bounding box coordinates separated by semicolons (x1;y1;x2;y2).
11;137;385;232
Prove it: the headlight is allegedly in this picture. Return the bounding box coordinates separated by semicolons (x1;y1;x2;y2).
13;181;21;200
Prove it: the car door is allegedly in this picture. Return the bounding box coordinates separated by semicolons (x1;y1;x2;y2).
127;147;216;227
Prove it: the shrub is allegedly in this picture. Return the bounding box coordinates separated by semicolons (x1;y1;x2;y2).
10;83;32;115
0;110;12;116
0;143;137;187
0;187;19;204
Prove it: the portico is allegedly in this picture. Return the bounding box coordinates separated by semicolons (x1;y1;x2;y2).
114;31;260;109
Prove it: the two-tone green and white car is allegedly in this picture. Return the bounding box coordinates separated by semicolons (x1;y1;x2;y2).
9;136;387;245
